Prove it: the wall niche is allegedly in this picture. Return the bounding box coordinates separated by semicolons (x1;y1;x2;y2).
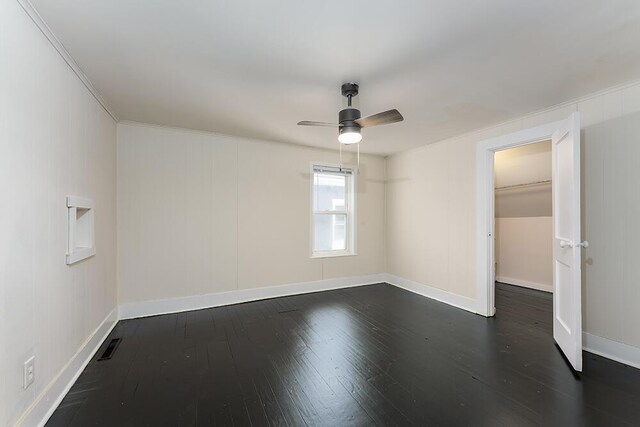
66;196;95;265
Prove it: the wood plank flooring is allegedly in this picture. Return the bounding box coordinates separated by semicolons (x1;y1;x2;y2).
46;283;640;426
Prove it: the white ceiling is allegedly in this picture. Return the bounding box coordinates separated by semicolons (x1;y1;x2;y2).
31;0;640;155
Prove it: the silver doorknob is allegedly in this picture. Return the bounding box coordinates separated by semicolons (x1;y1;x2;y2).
560;240;573;248
559;240;589;249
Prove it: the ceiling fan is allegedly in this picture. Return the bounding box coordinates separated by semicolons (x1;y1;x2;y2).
298;83;404;145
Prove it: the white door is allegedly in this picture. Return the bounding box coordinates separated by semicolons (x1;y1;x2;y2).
551;112;586;372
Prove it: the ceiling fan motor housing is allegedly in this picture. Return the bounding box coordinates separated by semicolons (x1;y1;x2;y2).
339;107;361;125
339;107;362;141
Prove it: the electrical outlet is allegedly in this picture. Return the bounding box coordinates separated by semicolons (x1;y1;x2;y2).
23;356;35;389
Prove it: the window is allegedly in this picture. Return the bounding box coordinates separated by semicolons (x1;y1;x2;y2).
311;164;356;257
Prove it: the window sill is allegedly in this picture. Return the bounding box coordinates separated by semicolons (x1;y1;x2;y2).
310;251;357;259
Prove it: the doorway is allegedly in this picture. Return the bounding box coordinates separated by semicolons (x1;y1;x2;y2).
493;141;554;334
475;113;585;371
494;141;553;294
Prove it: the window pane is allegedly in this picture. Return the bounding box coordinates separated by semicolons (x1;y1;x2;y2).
314;173;346;211
314;214;347;251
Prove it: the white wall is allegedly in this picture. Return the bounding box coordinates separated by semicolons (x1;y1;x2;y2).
0;2;117;426
495;185;552;218
386;138;476;299
386;80;640;350
494;141;552;188
494;141;552;218
495;217;553;292
582;109;640;348
117;122;386;304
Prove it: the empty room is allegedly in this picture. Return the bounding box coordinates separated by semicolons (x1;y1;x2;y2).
3;1;640;426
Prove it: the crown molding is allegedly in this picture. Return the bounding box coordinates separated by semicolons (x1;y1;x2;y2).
16;0;118;122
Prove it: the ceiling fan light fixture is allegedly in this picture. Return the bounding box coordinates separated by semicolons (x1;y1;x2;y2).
338;127;362;144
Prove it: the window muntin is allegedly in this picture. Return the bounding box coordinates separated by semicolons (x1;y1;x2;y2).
311;164;355;257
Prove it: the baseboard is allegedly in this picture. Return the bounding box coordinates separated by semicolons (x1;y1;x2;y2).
16;307;119;427
118;274;388;319
384;274;478;314
583;332;640;370
496;276;552;293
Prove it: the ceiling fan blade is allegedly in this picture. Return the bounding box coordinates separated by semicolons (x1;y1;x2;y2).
355;109;404;128
297;121;342;127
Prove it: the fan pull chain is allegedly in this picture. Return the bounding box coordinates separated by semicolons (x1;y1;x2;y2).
339;140;343;170
357;142;360;174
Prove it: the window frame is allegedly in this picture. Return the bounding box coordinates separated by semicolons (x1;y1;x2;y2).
309;162;357;259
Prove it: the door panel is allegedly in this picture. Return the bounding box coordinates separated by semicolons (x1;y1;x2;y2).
551;112;583;372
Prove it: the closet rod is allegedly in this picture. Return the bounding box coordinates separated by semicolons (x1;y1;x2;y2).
495;179;551;191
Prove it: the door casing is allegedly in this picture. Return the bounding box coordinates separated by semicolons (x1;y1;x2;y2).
475;119;565;317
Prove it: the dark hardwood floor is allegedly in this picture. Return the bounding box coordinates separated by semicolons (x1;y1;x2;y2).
47;283;640;426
